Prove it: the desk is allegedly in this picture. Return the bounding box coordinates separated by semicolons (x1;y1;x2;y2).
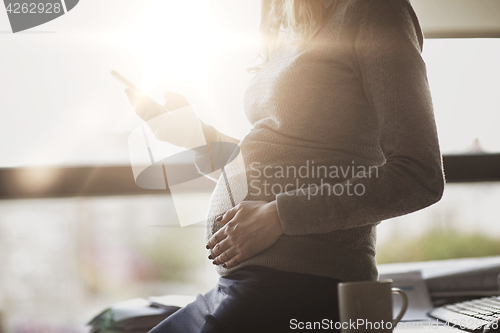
379;257;500;332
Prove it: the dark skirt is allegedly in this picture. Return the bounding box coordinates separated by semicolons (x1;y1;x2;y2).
149;266;342;333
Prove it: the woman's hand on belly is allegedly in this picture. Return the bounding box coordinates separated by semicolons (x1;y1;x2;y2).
207;201;284;268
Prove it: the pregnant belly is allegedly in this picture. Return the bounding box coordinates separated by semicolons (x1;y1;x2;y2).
204;138;368;239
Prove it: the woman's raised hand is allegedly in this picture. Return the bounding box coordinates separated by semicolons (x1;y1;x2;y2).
206;201;284;269
125;88;168;122
125;88;206;149
163;90;190;110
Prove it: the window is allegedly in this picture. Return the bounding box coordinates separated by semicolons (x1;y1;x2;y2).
376;38;500;264
423;39;500;154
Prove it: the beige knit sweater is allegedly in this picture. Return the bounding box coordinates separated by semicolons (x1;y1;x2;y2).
202;0;445;282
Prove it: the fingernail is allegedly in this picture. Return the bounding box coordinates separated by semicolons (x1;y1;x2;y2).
212;261;217;265
223;264;227;268
206;245;210;249
216;215;222;222
208;255;213;260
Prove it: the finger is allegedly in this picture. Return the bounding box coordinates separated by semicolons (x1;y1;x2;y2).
164;91;190;110
206;228;228;250
213;246;238;266
217;206;239;225
135;92;151;108
133;94;150;118
134;94;166;121
223;253;244;269
125;88;138;106
208;238;231;259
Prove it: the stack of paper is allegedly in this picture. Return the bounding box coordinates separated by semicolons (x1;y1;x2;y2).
88;295;195;333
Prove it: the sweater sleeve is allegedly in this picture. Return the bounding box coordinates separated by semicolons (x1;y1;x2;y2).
275;0;445;235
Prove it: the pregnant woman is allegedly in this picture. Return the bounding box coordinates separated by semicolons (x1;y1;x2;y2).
126;0;445;331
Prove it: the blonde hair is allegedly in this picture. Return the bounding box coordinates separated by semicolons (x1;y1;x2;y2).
250;0;338;71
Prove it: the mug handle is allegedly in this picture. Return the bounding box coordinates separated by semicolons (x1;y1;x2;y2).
391;288;408;327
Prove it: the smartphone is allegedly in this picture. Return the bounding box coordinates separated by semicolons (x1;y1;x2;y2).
111;70;143;94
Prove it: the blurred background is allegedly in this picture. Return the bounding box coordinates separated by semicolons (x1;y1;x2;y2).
0;0;500;332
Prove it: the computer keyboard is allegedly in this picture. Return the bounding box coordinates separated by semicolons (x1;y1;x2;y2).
429;296;500;331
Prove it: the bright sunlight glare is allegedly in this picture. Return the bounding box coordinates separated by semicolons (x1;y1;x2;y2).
103;0;259;103
423;38;500;154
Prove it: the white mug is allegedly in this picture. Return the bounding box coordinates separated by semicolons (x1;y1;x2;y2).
338;279;408;332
